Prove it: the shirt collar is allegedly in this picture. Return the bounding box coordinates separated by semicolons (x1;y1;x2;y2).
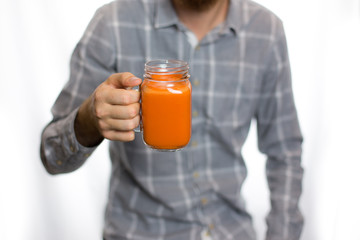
154;0;180;29
226;0;244;35
154;0;245;34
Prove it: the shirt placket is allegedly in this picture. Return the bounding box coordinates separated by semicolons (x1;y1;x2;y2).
185;30;221;239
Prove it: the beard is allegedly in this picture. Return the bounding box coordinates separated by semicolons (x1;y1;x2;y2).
172;0;222;12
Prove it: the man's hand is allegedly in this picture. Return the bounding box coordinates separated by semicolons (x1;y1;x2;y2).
75;72;141;147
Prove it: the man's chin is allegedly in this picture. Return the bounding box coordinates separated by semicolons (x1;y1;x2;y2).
172;0;221;12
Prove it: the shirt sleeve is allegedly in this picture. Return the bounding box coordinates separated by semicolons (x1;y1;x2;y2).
255;19;304;240
40;4;116;174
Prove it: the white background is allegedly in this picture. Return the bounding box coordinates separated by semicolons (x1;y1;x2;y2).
0;0;359;239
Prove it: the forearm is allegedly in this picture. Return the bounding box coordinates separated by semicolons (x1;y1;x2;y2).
40;4;119;174
40;108;97;175
265;154;304;240
259;118;304;240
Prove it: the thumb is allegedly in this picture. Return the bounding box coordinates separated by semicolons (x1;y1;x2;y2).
107;72;142;89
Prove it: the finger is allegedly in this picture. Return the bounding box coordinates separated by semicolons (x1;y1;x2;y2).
107;72;142;89
99;115;140;132
98;103;140;120
104;88;141;105
102;130;136;142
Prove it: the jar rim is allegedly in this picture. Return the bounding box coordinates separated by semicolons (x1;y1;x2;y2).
143;77;190;83
145;59;189;73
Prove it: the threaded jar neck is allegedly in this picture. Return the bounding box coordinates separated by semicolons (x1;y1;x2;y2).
144;59;189;80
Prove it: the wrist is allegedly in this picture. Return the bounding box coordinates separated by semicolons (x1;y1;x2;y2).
74;99;104;147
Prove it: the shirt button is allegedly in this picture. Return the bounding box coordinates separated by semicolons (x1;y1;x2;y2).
201;230;212;240
56;160;63;166
209;224;215;230
191;141;198;147
70;145;75;153
195;45;200;51
84;153;91;158
193;172;199;178
193;110;199;118
193;79;200;86
201;198;208;205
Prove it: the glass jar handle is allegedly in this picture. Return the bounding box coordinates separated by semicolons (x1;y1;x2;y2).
132;85;142;133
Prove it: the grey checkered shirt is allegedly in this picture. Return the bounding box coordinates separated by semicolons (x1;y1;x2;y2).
40;0;304;239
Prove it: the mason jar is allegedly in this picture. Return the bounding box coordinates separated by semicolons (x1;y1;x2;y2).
140;59;192;151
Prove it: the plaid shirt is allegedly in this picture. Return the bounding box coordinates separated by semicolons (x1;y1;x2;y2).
40;0;304;239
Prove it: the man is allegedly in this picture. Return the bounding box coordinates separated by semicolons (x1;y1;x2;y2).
40;0;304;239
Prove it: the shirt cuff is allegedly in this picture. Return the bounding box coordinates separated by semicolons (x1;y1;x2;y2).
41;107;98;174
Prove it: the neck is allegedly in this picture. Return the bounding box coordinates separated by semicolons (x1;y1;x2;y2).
172;0;229;42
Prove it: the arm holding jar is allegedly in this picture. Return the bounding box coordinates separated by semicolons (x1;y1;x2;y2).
40;7;140;174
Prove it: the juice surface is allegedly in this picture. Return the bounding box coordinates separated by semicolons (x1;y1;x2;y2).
141;75;191;150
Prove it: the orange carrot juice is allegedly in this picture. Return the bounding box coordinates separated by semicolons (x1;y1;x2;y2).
141;73;192;150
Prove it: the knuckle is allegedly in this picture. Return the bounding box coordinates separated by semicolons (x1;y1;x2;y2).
93;90;103;102
102;130;110;139
134;102;141;110
123;120;135;131
94;107;105;119
135;91;141;101
97;120;107;130
132;115;140;126
107;73;118;82
119;119;137;131
103;130;135;142
130;119;138;130
120;93;130;105
128;107;138;118
121;72;132;80
124;131;135;142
